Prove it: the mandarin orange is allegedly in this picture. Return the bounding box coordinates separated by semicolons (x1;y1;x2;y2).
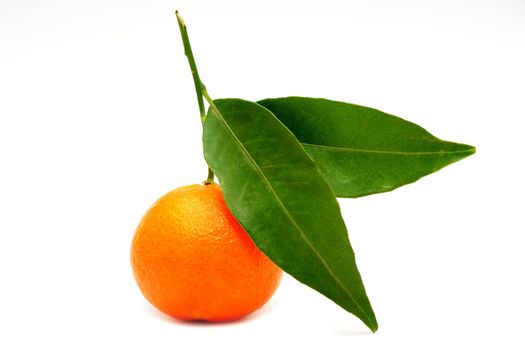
131;183;282;322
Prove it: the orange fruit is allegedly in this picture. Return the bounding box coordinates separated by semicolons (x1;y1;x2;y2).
131;183;282;322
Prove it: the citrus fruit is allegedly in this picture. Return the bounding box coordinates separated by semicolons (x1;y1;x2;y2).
131;183;282;322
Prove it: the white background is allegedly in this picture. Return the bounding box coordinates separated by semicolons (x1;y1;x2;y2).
1;0;524;348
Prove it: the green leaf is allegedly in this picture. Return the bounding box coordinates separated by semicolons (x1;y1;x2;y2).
203;98;378;332
258;97;476;198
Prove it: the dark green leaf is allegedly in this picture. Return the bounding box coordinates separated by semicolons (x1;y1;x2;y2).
203;98;378;332
258;97;476;198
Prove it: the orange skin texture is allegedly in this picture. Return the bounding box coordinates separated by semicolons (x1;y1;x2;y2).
131;183;282;322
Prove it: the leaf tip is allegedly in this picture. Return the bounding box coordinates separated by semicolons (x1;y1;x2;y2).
363;314;379;333
458;143;476;161
451;142;476;160
354;304;378;333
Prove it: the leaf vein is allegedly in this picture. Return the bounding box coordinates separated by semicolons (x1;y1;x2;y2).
303;143;474;155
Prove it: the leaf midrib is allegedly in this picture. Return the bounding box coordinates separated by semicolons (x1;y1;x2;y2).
303;142;475;155
208;102;373;325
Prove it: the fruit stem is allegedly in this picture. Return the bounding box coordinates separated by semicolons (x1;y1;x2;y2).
205;167;215;184
176;10;214;184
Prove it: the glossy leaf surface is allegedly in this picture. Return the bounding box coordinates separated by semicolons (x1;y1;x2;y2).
203;98;377;331
258;97;475;198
